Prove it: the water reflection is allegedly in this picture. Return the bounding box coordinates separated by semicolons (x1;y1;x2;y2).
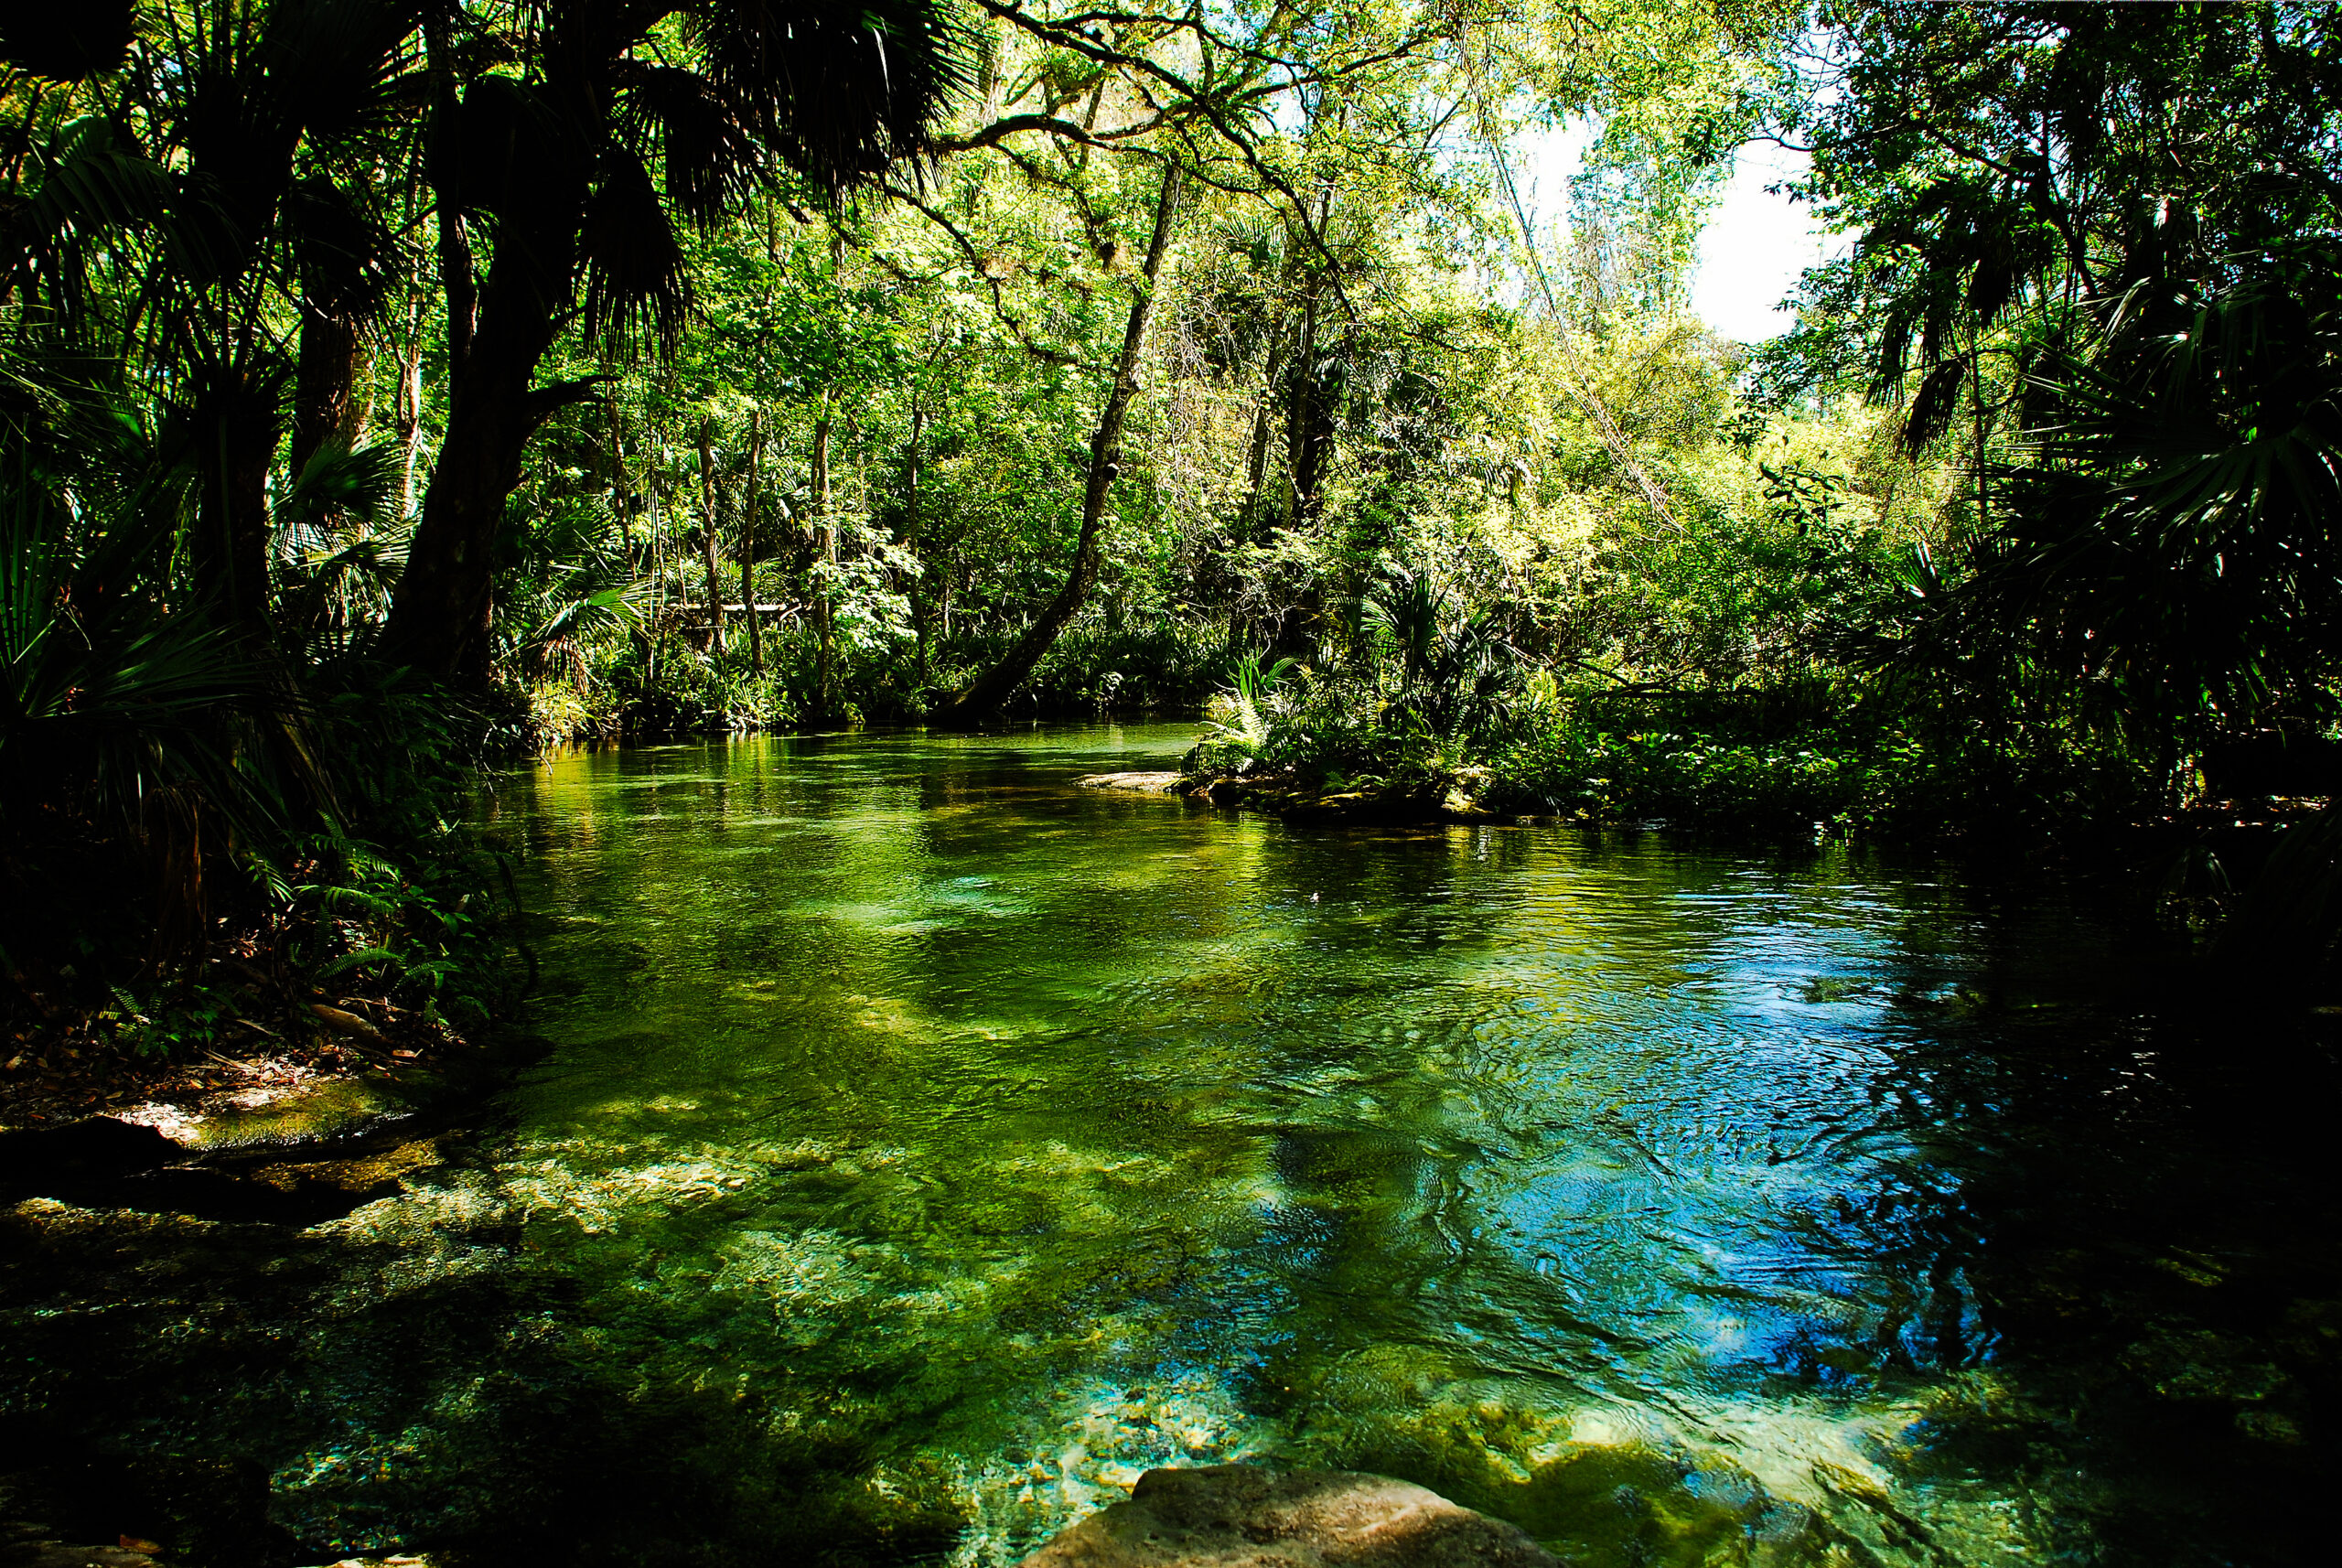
2;725;2333;1567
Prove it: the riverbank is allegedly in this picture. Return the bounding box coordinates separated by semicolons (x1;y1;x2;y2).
0;965;464;1136
3;655;529;1165
1079;766;1517;826
1;865;532;1221
0;883;524;1217
1085;752;2341;987
0;997;535;1230
1087;758;2332;856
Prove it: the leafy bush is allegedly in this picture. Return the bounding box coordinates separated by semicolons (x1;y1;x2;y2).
1186;651;1300;774
1486;687;2155;843
1;357;519;1050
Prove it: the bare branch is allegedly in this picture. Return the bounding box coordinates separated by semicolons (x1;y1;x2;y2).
972;0;1361;322
935;112;1167;156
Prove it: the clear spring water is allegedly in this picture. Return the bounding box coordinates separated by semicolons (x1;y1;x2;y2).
6;725;2336;1565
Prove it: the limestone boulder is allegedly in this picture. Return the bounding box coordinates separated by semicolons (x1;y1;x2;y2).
1016;1466;1560;1568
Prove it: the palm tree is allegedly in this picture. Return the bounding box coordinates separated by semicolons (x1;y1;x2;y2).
1875;234;2342;784
0;354;307;965
5;0;427;645
380;0;967;682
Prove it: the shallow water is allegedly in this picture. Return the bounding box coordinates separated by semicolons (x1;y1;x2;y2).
5;725;2338;1565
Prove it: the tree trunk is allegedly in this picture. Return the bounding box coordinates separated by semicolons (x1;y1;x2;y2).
393;299;424;517
697;417;725;656
1239;332;1285;534
1228;311;1290;645
742;407;763;675
937;161;1182;723
187;352;282;645
812;398;836;716
378;17;588;680
424;16;476;371
1285;281;1335;530
350;342;376;438
646;454;668;679
288;306;360;481
378;292;567;679
904;401;929;688
606;356;629;550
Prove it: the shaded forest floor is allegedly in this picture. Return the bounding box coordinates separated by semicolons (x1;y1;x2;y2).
1;953;470;1137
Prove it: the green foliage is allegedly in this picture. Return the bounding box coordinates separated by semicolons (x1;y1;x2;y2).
1919;240;2341;759
1357;569;1526;741
1486;689;2153;843
0;348;516;1048
1187;650;1300;773
942;619;1224;720
1183;564;1531;795
1756;3;2342;806
2;371;298;960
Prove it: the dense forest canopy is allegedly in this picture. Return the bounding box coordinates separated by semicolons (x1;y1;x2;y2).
4;1;2341;1000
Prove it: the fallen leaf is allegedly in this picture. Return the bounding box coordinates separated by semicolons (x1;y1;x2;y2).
120;1536;163;1554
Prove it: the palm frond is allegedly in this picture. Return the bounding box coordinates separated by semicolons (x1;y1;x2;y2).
1;115;172;322
615;63;766;231
283;436;405;527
580;147;690;351
688;0;970;199
0;441;295;955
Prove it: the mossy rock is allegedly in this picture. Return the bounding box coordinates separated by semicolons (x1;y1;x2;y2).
1443;1444;1775;1568
1319;1404;1782;1568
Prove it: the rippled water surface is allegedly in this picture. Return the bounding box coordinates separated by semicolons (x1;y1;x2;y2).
8;725;2338;1566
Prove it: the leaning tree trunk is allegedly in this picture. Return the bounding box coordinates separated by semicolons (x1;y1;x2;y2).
811;399;836;717
936;162;1182;723
378;294;569;680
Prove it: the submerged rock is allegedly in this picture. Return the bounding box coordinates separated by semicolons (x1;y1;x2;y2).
1016;1465;1560;1566
0;1112;447;1225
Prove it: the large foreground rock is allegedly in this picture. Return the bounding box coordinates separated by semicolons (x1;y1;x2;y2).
1017;1466;1561;1567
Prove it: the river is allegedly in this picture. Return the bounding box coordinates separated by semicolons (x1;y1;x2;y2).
4;725;2336;1565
